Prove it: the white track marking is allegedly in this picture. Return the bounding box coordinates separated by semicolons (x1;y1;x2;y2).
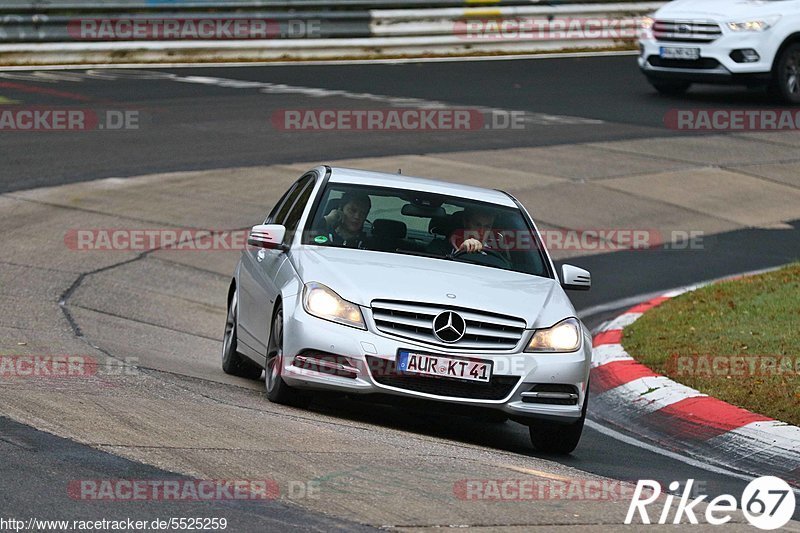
0;50;638;71
0;68;605;127
602;311;642;330
597;375;706;414
591;343;632;367
169;74;604;126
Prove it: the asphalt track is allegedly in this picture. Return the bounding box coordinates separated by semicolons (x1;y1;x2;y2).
0;53;789;192
1;55;799;529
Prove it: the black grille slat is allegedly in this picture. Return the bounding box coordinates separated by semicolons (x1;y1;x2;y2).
647;56;721;70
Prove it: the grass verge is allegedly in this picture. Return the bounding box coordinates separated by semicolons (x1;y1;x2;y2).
623;263;800;427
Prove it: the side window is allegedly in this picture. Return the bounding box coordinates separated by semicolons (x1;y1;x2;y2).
282;177;316;239
267;173;315;225
266;182;298;224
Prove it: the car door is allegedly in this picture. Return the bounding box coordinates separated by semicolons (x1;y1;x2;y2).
238;173;316;361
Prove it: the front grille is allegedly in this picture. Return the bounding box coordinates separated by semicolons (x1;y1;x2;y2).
647;56;721;70
653;20;722;43
366;356;519;400
370;300;526;350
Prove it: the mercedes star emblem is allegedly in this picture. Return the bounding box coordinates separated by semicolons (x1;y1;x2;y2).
432;311;466;343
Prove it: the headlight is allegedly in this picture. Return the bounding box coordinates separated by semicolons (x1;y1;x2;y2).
525;317;582;353
727;15;780;32
303;282;365;330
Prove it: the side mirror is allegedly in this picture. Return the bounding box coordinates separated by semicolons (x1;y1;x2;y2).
561;264;591;291
248;224;287;250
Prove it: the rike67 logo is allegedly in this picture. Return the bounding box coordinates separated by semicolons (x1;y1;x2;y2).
626;477;795;530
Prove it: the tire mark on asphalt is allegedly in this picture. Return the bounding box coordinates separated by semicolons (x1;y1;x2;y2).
5;193;184;227
69;303;221;342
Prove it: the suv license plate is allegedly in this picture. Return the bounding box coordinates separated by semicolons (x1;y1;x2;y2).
660;47;700;60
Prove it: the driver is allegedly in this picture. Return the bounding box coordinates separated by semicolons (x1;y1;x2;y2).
428;206;496;255
321;192;371;248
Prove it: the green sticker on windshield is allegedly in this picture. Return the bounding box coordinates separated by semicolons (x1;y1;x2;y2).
314;235;329;244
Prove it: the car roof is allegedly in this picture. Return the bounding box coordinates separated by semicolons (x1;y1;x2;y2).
327;167;518;208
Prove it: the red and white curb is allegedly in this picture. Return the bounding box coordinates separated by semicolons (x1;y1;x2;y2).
590;285;800;489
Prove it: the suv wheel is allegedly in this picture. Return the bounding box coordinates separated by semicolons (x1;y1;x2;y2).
770;43;800;105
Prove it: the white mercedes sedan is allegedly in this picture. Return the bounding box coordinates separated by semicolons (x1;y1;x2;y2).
222;166;593;454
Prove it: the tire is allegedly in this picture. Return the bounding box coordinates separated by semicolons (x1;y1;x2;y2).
221;290;263;380
265;305;311;408
528;392;588;455
769;43;800;105
649;79;691;96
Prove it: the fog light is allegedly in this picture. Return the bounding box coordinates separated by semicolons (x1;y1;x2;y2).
730;49;760;63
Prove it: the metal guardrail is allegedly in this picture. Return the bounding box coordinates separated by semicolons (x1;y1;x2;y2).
0;0;656;11
0;1;664;64
1;2;660;42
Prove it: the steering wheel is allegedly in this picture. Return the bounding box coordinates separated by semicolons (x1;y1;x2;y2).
450;247;510;266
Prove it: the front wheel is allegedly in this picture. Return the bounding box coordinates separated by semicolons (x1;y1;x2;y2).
528;393;587;455
221;291;263;380
769;43;800;105
265;305;311;408
649;79;691;96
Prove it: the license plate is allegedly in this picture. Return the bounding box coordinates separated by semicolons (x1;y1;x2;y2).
660;47;700;60
397;351;492;383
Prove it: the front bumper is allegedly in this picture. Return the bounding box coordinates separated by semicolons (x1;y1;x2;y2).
280;298;591;423
638;33;775;85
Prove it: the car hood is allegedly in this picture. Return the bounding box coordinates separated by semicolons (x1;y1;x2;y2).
290;246;576;328
656;0;790;20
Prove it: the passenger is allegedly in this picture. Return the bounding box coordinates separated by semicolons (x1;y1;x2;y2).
321;192;371;248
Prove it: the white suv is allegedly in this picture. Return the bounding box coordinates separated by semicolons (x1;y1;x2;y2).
639;0;800;103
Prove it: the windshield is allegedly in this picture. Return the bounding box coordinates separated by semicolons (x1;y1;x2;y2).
302;182;549;277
